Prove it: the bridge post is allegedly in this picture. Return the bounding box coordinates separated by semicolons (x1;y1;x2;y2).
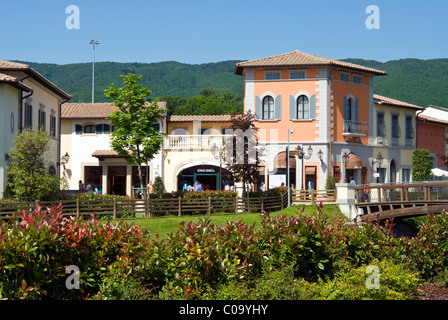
335;183;359;220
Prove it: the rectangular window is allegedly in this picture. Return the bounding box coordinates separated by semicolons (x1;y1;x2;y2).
340;72;349;82
377;113;385;137
289;70;306;79
265;71;281;80
402;169;411;183
25;103;33;129
50;114;56;137
84;166;103;191
38;109;46;131
353;74;362;84
391;114;400;138
405;116;414;139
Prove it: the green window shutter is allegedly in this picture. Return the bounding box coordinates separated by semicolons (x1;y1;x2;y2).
75;124;82;134
96;124;103;134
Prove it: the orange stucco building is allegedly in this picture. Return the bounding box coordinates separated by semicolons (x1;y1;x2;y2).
235;50;424;189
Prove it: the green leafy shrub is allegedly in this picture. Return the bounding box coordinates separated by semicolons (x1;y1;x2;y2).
306;259;421;300
0;204;151;300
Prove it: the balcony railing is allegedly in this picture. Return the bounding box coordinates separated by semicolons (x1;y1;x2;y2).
164;135;228;150
342;120;368;139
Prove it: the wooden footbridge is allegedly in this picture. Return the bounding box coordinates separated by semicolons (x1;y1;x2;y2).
354;181;448;222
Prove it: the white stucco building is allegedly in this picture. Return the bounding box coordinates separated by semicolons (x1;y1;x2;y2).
60;102;166;196
0;60;71;198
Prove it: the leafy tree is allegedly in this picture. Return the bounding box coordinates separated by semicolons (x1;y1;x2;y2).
105;73;166;192
166;87;243;115
223;110;264;197
6;129;60;201
412;148;433;181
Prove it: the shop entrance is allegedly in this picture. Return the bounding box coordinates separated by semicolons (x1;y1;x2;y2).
108;166;127;195
178;165;233;191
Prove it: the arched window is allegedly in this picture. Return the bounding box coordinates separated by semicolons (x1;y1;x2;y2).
296;95;309;119
83;124;96;134
262;96;274;120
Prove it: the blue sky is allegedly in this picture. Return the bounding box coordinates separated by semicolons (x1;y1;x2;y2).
1;0;447;65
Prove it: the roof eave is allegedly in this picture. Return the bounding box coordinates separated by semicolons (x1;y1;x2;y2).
234;63;387;76
0;67;71;100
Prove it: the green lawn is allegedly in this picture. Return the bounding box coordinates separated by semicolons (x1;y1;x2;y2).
124;204;346;238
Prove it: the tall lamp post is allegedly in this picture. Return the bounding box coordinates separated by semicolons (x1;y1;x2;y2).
287;129;293;207
376;152;383;183
89;40;100;103
296;145;313;190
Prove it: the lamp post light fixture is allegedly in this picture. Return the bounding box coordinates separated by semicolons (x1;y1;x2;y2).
317;149;324;163
89;40;100;103
342;152;348;183
61;152;70;165
296;145;313;190
376;152;383;183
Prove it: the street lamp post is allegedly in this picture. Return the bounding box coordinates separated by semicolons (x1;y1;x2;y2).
296;145;313;190
287;129;293;207
89;40;100;103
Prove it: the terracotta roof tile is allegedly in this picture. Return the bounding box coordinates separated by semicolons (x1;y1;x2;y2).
167;115;232;122
0;60;30;69
235;50;387;76
92;150;133;158
418;114;448;125
0;60;71;99
0;72;32;91
62;101;166;119
373;94;423;110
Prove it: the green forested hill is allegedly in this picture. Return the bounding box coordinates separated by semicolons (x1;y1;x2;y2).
19;57;448;109
22;60;244;103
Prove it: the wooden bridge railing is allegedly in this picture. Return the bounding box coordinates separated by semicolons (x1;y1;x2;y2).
354;181;448;219
354;181;448;204
292;189;336;204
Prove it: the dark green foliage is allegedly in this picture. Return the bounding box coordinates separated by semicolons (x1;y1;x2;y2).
20;60;244;104
161;87;243;116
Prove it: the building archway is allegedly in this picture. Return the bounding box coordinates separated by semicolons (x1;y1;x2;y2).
177;164;233;191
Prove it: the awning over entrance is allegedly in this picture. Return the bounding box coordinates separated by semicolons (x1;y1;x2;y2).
92;150;130;159
346;153;362;169
274;151;296;169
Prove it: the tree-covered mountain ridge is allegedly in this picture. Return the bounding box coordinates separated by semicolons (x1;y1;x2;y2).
17;57;448;109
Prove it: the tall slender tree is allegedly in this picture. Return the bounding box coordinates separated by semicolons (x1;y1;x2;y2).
223;110;264;197
105;73;166;193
